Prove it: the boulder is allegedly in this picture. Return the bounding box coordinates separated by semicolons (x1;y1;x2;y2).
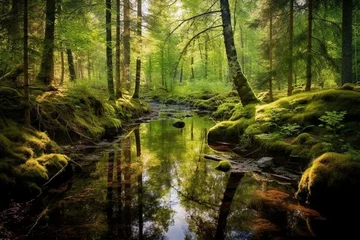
172;121;185;128
256;157;273;169
296;152;360;218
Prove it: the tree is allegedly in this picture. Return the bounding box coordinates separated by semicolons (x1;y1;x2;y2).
288;0;294;96
37;0;56;85
342;0;353;85
67;48;76;81
269;9;274;101
115;0;122;98
133;0;142;98
106;0;115;99
23;0;30;125
123;0;131;91
306;0;313;91
219;0;259;106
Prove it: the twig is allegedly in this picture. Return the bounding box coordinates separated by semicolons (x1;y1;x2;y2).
244;147;262;157
42;164;68;187
69;159;82;170
26;207;49;237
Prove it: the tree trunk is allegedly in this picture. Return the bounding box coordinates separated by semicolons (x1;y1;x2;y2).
220;0;259;106
66;48;76;81
288;0;294;96
306;0;313;91
205;34;209;79
148;56;152;88
87;53;91;81
269;14;273;102
240;25;245;74
180;65;183;83
106;0;115;99
133;0;142;99
342;0;353;85
23;0;30;126
355;13;358;83
190;56;195;81
60;49;64;85
123;0;131;91
115;0;122;98
36;0;56;86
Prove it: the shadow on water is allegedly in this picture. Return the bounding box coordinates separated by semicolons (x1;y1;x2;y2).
9;112;333;239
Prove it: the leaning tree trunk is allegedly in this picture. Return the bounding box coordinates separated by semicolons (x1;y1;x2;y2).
106;0;115;99
306;0;313;91
133;0;142;99
37;0;56;86
219;0;258;106
342;0;353;85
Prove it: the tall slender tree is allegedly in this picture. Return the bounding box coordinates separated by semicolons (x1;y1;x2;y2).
23;0;30;125
219;0;259;106
66;48;76;81
106;0;115;99
269;11;274;102
288;0;294;96
123;0;131;91
306;0;313;91
115;0;122;98
37;0;56;85
133;0;142;98
342;0;353;85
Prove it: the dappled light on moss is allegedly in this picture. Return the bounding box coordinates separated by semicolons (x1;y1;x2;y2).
215;160;231;172
296;153;360;217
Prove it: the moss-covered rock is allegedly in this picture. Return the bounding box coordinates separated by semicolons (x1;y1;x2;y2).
296;153;360;217
292;133;317;145
215;160;231;172
211;102;236;120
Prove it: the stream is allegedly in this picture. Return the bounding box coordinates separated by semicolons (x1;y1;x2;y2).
3;105;330;239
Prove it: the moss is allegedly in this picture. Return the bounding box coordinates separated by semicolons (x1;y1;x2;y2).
230;103;256;121
292;133;317;145
2;126;50;154
211;102;236;119
215;160;231;172
309;142;332;159
0;133;12;156
17;159;49;183
0;173;15;187
208;117;254;143
244;123;262;135
36;153;69;176
296;153;360;216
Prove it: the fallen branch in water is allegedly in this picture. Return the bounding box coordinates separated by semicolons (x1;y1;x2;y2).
203;154;241;165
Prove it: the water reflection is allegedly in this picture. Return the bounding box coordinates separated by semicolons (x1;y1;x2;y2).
23;115;325;239
215;172;244;240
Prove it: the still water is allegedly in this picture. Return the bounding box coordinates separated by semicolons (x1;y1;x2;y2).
24;109;326;239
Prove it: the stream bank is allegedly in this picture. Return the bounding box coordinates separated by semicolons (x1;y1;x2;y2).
0;85;150;205
1;104;332;239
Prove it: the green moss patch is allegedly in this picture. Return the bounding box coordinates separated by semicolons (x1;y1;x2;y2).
215;160;232;172
296;153;360;217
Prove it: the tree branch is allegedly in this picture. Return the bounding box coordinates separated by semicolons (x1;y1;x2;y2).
172;24;223;79
165;10;221;43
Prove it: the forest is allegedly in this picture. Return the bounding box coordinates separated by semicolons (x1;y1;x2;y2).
0;0;360;239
